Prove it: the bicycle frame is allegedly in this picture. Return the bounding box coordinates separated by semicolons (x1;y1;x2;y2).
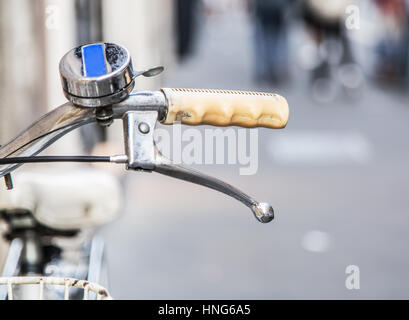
0;217;108;300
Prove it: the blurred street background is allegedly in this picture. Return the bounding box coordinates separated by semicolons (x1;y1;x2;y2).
1;0;409;299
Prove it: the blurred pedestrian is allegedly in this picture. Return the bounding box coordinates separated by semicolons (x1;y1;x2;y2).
301;0;364;102
302;0;356;77
373;0;409;84
250;0;293;85
174;0;200;61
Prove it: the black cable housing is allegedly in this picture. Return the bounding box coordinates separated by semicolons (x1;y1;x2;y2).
0;156;111;165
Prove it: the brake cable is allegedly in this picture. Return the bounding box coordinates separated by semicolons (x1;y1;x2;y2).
0;155;128;190
0;156;111;165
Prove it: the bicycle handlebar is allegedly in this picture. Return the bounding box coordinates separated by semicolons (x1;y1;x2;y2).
0;88;287;223
0;42;290;223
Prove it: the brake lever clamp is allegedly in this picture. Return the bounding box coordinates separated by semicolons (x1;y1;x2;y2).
122;110;274;223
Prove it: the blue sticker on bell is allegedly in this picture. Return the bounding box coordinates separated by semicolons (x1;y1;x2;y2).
82;43;107;77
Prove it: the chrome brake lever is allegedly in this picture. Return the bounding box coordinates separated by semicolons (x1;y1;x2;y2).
122;110;274;223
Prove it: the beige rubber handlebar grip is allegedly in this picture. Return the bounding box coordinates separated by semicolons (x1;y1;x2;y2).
161;88;289;129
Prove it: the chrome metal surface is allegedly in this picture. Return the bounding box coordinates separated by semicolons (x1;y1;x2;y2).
251;202;274;223
21;230;42;273
123;111;158;170
133;66;164;78
65;82;135;108
59;43;134;107
154;155;273;223
87;236;105;300
0;91;167;178
0;102;95;177
1;240;23;277
112;90;168;121
138;122;150;134
121;110;274;222
96;106;114;126
0;239;23;300
109;154;128;164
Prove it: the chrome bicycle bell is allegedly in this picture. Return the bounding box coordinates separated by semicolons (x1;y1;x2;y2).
59;42;163;108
